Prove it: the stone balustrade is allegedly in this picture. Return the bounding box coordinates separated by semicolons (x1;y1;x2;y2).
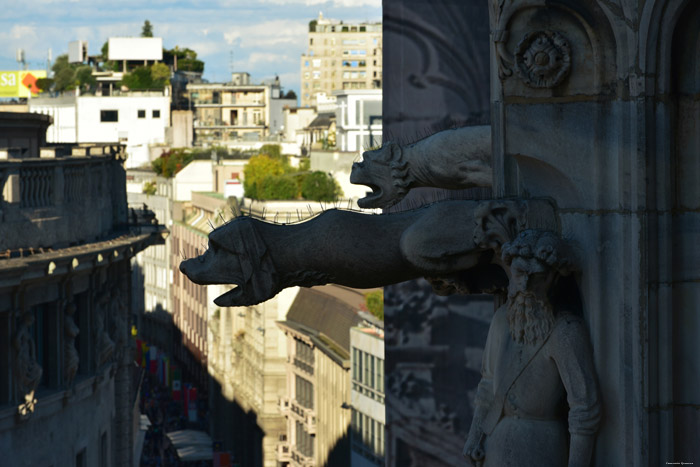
0;145;128;252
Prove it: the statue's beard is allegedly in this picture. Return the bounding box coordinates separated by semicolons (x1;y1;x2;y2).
506;291;554;345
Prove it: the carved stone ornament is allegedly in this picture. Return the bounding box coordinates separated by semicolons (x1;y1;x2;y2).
473;200;527;250
63;300;80;389
514;31;571;88
463;230;600;466
95;290;115;367
13;311;43;418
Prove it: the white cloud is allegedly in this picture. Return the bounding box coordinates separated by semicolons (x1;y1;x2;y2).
0;1;380;93
248;52;295;66
223;20;307;48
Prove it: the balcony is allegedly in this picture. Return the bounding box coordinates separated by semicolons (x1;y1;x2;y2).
0;144;129;252
195;101;264;107
193;119;266;130
291;448;315;466
277;442;291;462
290;400;316;435
279;396;290;415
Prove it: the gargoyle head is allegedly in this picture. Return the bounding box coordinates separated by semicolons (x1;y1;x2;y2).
350;141;410;209
179;217;278;307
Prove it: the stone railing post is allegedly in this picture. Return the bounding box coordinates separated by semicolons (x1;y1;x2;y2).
53;164;64;207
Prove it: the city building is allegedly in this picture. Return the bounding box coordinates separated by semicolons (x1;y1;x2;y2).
282;107;318;146
170;192;296;467
187;73;296;146
300;13;382;108
349;316;385;467
0;112;165;466
28;37;173;169
277;285;367;467
127;170;174;352
334;90;382;153
29;91;171;169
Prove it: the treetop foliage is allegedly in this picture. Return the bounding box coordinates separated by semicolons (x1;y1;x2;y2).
364;290;384;321
51;54;96;93
243;146;342;202
142;20;154;38
122;63;170;90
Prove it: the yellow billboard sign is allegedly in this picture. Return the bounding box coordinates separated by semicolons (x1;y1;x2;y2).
0;71;47;98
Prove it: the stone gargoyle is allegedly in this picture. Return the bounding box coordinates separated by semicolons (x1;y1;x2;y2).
179;125;601;465
180;125;553;306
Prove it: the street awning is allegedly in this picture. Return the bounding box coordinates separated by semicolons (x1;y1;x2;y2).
166;429;213;461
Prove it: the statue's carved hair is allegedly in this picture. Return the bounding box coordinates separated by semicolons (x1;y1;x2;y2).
501;229;575;275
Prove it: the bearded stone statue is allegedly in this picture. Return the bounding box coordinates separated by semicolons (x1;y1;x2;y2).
463;230;601;467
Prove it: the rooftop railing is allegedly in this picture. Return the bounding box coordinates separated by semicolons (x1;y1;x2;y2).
0;144;128;252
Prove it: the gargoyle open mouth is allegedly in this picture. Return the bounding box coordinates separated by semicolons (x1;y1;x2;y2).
178;217;279;307
350;142;408;209
360;183;384;208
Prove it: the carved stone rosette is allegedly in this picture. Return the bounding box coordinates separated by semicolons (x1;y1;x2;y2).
514;31;571;88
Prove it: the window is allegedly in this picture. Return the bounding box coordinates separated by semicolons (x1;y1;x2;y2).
152;110;161;118
76;448;86;467
295;375;314;409
100;110;118;122
137;109;146;118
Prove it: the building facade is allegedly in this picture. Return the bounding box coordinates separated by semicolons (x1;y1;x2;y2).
187;74;295;146
334;90;382;153
29;92;171;169
349;323;385;467
277;285;365;467
126;171;174;353
300;13;382;108
0;112;164;467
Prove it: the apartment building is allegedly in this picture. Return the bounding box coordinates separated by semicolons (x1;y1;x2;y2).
187;73;295;146
300;13;382;108
350;319;385;467
0;112;165;466
277;285;366;467
29;92;171;169
334;89;382;153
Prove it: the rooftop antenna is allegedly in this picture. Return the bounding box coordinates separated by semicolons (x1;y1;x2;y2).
229;50;234;75
16;48;26;71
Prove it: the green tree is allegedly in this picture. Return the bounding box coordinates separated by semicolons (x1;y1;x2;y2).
122;64;169;90
301;171;342;202
36;78;53;92
100;42;120;72
52;55;77;92
164;46;205;73
122;66;153;90
364;290;384;321
243;154;288;199
150;62;171;85
258;175;298;200
259;144;282;160
142;20;154;37
75;65;96;89
151;149;194;177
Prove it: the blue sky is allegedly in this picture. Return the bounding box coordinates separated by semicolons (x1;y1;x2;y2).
0;0;381;97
